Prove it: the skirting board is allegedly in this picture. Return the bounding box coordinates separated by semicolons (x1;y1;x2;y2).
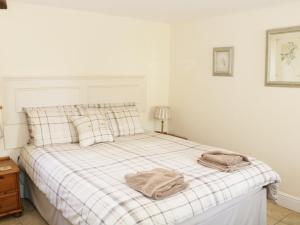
277;191;300;213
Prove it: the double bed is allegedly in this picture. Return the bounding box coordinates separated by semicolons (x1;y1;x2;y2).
20;132;280;225
2;77;280;225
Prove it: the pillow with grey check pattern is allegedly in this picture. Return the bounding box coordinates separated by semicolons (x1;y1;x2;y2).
71;114;114;147
24;106;80;147
77;107;119;136
77;103;144;136
107;105;144;136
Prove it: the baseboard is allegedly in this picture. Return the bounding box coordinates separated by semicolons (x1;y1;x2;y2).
277;191;300;213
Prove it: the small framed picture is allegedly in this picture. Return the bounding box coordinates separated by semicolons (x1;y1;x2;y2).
213;47;234;76
266;26;300;87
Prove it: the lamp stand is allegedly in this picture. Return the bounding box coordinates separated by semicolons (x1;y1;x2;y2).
161;120;164;133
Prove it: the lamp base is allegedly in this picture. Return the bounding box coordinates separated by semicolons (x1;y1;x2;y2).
154;131;188;140
160;120;165;133
155;131;168;134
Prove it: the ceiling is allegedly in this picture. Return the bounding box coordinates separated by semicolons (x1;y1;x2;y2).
15;0;299;22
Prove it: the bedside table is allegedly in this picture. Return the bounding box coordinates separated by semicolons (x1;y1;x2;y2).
0;157;22;218
155;131;188;140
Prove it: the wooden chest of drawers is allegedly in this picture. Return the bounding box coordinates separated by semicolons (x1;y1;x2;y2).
0;157;22;217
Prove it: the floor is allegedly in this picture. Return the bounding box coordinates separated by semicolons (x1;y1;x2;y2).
0;199;299;225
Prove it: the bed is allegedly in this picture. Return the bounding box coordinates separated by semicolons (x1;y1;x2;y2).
20;132;280;225
2;77;280;225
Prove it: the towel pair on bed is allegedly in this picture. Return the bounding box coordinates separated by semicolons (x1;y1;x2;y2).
125;151;250;200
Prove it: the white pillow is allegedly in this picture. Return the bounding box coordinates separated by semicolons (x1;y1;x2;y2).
77;106;120;136
77;103;144;137
108;105;144;136
71;114;114;147
24;106;80;146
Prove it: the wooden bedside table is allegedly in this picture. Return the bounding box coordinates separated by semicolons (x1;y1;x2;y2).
155;131;188;140
0;157;22;218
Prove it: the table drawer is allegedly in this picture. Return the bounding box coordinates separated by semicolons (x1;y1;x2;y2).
0;174;17;194
0;193;19;214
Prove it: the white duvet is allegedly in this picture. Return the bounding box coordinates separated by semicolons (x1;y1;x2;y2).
20;132;280;225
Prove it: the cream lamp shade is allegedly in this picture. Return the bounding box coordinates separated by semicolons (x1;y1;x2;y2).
154;106;171;133
154;106;171;120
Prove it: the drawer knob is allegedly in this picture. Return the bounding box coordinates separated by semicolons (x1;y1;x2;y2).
0;176;4;180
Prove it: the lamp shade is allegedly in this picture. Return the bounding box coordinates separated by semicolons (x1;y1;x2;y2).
154;106;171;120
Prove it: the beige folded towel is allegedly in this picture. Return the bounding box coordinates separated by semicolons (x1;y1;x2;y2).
125;168;188;200
198;151;251;172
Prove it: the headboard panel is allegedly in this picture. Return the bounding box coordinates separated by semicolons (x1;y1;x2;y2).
3;76;147;149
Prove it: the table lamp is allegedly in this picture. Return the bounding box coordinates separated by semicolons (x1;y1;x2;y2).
154;106;171;133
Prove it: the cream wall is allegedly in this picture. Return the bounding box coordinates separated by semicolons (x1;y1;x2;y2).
1;0;299;201
0;2;170;155
170;2;300;198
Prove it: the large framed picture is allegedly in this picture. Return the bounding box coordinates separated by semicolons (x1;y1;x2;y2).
213;47;234;76
266;26;300;87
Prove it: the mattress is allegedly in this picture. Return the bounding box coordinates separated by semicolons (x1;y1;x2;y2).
20;132;280;225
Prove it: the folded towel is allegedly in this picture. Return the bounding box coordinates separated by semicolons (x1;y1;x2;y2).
202;150;249;166
198;151;251;172
125;168;188;200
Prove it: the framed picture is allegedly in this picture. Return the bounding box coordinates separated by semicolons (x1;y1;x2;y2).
0;0;7;9
213;47;234;76
266;26;300;87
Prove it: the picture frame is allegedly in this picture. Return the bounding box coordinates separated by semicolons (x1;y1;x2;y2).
266;26;300;87
0;0;7;9
213;47;234;76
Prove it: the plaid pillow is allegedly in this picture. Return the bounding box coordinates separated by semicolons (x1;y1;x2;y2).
24;106;81;146
77;106;118;135
77;103;143;137
108;105;144;136
71;114;114;147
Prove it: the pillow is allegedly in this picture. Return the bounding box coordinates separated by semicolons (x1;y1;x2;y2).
77;103;144;137
24;106;80;146
71;114;114;147
77;106;119;135
108;105;144;136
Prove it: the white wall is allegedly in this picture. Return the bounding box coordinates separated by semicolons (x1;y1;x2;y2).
170;2;300;198
0;2;170;156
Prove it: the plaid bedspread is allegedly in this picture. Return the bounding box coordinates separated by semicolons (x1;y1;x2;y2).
20;132;280;225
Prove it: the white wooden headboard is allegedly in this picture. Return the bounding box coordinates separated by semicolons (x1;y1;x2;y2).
2;76;147;149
